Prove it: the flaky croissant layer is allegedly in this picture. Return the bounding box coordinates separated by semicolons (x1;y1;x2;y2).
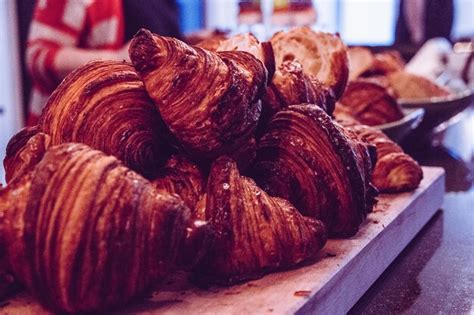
3;126;49;183
261;60;335;129
338;79;404;126
193;156;327;284
0;143;192;313
129;29;267;163
151;154;205;211
339;122;423;192
39;60;167;179
270;27;349;99
252;104;377;237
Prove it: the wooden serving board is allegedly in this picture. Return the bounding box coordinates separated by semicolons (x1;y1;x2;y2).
2;167;445;315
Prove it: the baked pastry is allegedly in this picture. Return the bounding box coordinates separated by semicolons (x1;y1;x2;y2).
152;155;205;210
270;27;349;99
193;156;327;284
251;104;377;237
39;60;167;178
3;126;50;183
386;71;450;99
338;79;404;125
261;60;335;126
214;32;275;83
347;46;375;80
356;75;399;98
0;143;199;313
348;47;404;80
129;29;267;163
339;121;423;192
369;51;405;75
333;102;360;123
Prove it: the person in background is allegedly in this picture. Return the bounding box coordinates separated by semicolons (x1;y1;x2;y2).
25;0;181;126
395;0;454;46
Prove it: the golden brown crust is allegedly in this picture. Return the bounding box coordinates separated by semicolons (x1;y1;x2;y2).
0;143;191;313
0;173;33;301
372;152;423;192
344;123;403;157
369;51;405;75
270;27;349;99
358;75;399;98
347;47;375;80
3;126;50;183
348;48;405;80
386;71;450;99
151;155;205;210
129;29;266;162
338;79;404;126
339;121;423;192
251;104;377;237
214;33;276;83
333;102;361;124
193;156;327;284
38;60;167;178
261;60;336;126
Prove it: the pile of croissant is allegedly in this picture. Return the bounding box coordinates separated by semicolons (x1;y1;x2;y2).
0;27;423;313
336;46;452;127
347;46;450;100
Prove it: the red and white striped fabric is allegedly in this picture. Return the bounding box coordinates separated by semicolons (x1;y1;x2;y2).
26;0;125;125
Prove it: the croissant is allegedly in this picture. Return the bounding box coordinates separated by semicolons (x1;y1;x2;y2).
347;47;375;80
270;27;349;99
261;60;335;126
129;29;267;162
339;121;423;192
0;143;196;313
213;32;276;83
193;156;327;284
356;75;399;98
332;102;360;124
152;155;205;210
369;51;405;75
348;47;404;80
386;71;450;99
3;126;50;183
338;79;404;125
38;60;167;178
251;104;377;237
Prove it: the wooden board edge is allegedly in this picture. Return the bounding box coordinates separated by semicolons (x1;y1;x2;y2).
295;167;445;314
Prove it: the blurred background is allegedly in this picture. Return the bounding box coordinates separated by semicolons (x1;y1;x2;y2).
0;0;473;183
